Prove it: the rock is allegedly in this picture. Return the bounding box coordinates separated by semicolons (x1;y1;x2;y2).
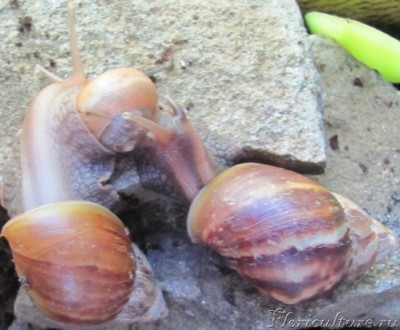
150;0;326;173
307;34;400;324
309;34;400;221
0;0;325;177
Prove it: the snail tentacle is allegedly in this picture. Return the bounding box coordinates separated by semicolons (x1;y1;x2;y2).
124;100;218;201
35;65;63;83
67;2;85;82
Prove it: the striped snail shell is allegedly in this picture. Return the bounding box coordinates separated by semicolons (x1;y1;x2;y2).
77;67;157;146
1;201;166;325
187;163;398;304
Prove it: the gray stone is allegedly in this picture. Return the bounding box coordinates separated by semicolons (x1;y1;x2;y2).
0;0;325;177
308;34;400;324
309;34;400;226
149;0;326;173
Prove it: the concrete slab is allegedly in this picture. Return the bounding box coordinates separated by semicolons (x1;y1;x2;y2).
0;0;325;176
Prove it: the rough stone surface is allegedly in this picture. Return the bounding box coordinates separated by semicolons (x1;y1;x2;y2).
308;34;400;326
0;1;399;330
0;0;325;176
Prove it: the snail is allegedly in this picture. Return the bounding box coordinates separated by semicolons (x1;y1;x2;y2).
0;3;167;325
1;200;166;325
187;163;398;304
125;103;399;305
0;2;158;218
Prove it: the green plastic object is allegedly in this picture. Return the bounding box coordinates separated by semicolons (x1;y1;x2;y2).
305;11;400;83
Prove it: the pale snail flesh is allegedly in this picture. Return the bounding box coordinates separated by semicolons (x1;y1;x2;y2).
122;99;218;201
0;2;157;218
187;163;398;304
1;200;166;325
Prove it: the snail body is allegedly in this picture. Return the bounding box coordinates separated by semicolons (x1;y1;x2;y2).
0;3;157;217
187;163;398;304
1;200;166;325
123;99;218;201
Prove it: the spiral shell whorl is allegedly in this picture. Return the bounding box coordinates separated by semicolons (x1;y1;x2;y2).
187;163;353;304
333;193;399;279
77;67;157;146
117;244;167;323
1;201;135;324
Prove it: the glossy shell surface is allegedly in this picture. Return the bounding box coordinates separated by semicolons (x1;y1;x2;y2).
1;201;135;324
187;163;352;304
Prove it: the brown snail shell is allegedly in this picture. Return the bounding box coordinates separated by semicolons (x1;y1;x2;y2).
77;67;157;143
1;201;166;325
187;163;398;304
